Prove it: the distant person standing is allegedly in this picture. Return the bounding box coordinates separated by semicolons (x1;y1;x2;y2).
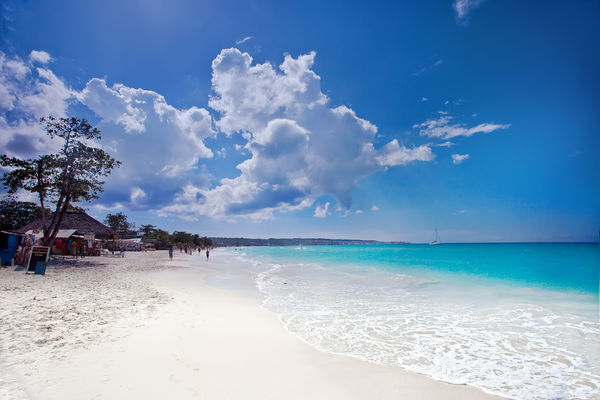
206;248;209;261
169;246;173;260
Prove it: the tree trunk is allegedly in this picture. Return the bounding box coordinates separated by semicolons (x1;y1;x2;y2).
44;193;65;242
36;161;47;239
39;194;46;234
43;194;70;247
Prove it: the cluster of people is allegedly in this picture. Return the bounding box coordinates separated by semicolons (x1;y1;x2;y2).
168;246;210;261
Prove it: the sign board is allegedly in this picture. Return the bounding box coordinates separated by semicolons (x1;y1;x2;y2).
35;262;47;275
27;246;50;273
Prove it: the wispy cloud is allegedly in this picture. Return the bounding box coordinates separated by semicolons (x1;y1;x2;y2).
453;0;485;25
414;114;510;140
452;153;470;164
413;58;443;76
235;36;254;45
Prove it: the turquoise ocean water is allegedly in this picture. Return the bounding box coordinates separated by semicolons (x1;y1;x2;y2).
225;243;599;400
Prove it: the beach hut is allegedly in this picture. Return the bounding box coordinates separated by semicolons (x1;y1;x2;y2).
16;210;116;256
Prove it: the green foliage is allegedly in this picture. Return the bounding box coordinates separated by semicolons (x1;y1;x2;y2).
104;212;132;234
0;199;50;231
1;154;59;232
0;154;58;199
0;116;121;246
66;204;87;212
40;117;121;245
171;231;192;245
42;116;121;204
145;228;171;248
143;228;212;249
197;236;213;248
170;231;213;247
140;224;156;236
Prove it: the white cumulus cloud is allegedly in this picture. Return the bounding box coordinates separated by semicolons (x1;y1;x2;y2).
158;48;433;220
0;50;217;209
78;77;215;208
1;48;442;221
0;52;73;158
452;153;470;164
376;139;435;166
314;202;330;218
130;187;147;204
29;50;52;64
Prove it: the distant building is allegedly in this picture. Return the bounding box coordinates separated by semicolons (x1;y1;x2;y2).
120;230;145;239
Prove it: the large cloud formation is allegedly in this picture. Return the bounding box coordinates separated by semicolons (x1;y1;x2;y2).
1;48;439;220
160;48;433;219
77;78;215;209
0;51;73;158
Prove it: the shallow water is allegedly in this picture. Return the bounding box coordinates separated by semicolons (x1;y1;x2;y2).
218;244;599;400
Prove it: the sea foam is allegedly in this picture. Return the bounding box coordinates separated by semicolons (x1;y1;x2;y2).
236;247;600;400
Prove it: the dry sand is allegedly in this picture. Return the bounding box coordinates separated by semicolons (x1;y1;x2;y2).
0;250;501;399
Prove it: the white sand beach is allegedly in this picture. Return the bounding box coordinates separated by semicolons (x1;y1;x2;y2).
0;250;501;399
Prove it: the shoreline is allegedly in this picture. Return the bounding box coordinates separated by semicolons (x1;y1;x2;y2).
0;250;502;399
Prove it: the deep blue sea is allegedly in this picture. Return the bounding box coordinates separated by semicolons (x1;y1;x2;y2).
225;243;599;400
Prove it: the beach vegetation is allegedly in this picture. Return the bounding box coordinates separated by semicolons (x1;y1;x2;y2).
104;212;134;235
41;116;120;246
171;231;213;248
144;228;171;248
0;198;51;231
0;117;120;246
0;154;59;232
141;228;213;249
140;224;156;237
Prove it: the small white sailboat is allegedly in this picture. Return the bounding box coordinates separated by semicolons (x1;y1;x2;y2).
429;229;441;245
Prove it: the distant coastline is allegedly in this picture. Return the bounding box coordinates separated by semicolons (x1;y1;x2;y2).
210;237;408;247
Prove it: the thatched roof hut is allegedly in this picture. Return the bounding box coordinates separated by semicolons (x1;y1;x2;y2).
16;210;116;239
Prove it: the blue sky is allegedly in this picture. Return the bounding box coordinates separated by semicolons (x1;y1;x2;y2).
1;0;598;242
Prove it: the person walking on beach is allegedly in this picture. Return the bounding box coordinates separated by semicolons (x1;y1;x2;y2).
169;246;173;260
206;248;209;261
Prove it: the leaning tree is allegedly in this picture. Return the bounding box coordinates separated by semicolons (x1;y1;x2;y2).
0;117;120;246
